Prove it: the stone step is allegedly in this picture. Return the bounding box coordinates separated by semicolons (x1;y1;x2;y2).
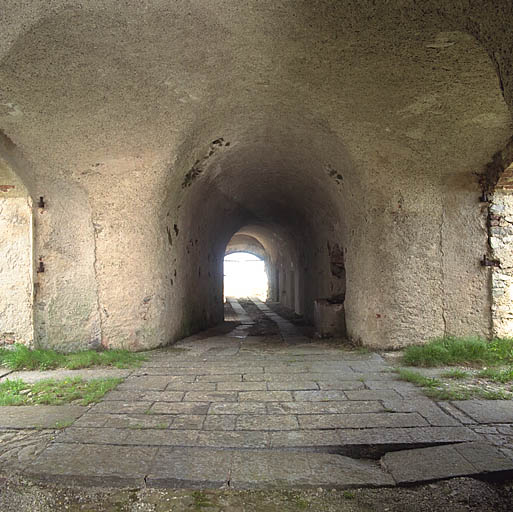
23;443;394;489
52;426;481;454
382;442;513;484
23;441;513;489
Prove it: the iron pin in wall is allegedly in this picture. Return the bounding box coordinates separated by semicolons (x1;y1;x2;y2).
37;196;45;209
479;192;489;203
481;255;500;268
37;257;45;273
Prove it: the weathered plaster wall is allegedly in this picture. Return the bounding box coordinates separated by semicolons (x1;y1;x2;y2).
0;1;512;350
0;158;33;344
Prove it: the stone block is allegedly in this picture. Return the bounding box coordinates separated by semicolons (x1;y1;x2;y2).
293;390;347;401
230;450;313;489
208;402;267;415
56;427;128;444
236;415;299;431
271;430;341;448
239;391;293;401
89;401;152;415
116;376;173;391
267;381;319;391
217;381;267;391
169;415;206;430
203;415;236;431
195;431;269;449
184;391;238;402
124;429;199;446
451;400;513;423
149;402;209;415
25;443;156;487
316;381;365;391
299;412;428;429
307;452;394;488
313;299;346;338
102;413;173;429
382;442;513;484
266;400;385;415
0;406;86;429
146;447;232;488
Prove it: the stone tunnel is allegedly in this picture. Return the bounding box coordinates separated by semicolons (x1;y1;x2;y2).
1;1;513;352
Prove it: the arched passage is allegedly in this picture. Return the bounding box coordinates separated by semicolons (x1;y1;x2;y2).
0;3;512;350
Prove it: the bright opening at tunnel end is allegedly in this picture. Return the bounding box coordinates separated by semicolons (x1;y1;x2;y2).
224;252;268;301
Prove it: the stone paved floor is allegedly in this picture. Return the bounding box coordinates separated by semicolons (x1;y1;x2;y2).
1;298;513;488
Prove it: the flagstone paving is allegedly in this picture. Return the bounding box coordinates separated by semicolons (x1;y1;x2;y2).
1;298;513;488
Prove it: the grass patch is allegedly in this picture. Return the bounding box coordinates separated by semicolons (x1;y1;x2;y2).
0;344;146;371
396;369;441;388
402;337;513;368
0;377;123;406
423;387;474;401
395;368;513;400
477;367;513;383
441;369;470;379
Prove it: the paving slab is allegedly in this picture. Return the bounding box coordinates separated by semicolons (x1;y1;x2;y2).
147;447;233;488
149;402;210;415
55;427;129;444
382;442;513;484
89;401;152;415
265;400;385;415
195;430;269;448
0;369;131;383
239;391;293;401
236;414;299;431
25;443;157;486
208;402;267;415
451;400;513;424
0;405;86;429
299;412;429;429
124;429;199;446
217;381;267;391
6;300;513;490
293;390;348;401
116;376;180;391
229;449;394;489
382;399;461;427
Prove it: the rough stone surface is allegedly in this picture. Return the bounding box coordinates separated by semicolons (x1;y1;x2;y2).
1;2;513;350
0;157;33;346
382;442;513;484
451;400;513;424
0;406;86;429
490;190;513;337
2;301;513;490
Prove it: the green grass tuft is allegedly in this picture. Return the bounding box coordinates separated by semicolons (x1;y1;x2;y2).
0;344;146;371
477;367;513;383
0;377;123;406
396;369;441;388
402;337;513;368
441;369;470;379
423;387;473;401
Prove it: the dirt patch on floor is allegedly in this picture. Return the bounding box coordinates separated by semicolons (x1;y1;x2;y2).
0;474;512;512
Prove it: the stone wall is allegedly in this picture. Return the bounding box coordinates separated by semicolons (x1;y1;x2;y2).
490;190;513;337
0;158;33;345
